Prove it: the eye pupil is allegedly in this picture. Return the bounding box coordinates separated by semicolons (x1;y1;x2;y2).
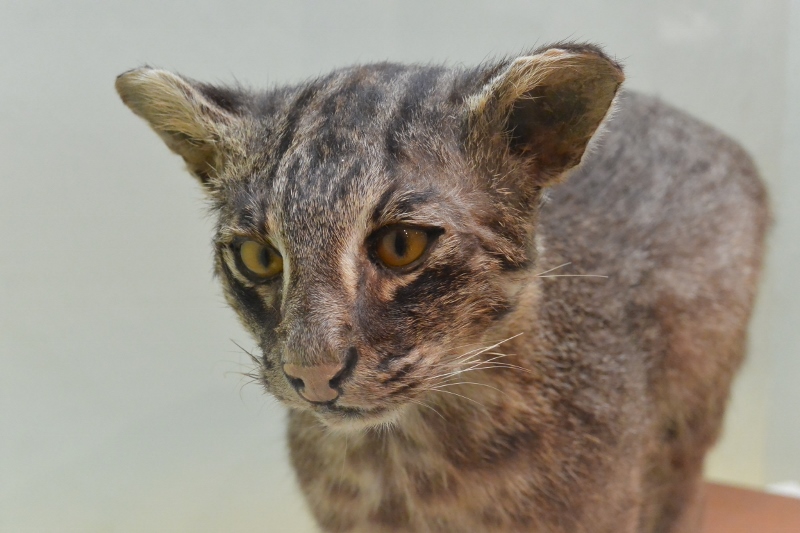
260;247;272;265
238;240;283;280
394;231;408;257
374;226;430;269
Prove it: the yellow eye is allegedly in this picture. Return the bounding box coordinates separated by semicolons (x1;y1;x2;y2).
375;226;430;268
238;240;283;279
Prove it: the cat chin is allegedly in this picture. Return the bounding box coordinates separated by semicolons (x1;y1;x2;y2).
311;403;407;434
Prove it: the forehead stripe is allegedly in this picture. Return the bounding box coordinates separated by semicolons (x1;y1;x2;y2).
266;84;320;182
385;68;445;161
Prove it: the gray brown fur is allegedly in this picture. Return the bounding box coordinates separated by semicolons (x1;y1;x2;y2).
116;43;768;533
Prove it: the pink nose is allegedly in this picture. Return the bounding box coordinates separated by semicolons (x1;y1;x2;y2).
283;362;345;403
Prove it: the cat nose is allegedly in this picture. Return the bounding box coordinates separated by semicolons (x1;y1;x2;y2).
282;349;357;404
283;363;342;403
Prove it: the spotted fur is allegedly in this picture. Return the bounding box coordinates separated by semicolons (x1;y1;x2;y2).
116;43;768;532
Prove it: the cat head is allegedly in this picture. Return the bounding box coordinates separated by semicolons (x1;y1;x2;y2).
116;43;622;431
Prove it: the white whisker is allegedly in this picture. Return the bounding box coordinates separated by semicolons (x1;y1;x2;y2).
408;399;446;421
427;388;487;408
432;381;507;396
434;363;533;381
340;435;348;479
427;362;530;382
447;333;524;366
535;261;571;277
537;274;608;278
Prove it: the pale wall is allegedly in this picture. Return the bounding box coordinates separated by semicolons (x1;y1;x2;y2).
1;1;796;531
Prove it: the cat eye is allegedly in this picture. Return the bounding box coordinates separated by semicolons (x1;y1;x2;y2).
238;240;283;280
373;226;431;269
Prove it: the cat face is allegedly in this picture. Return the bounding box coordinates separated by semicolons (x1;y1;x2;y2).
210;98;519;428
116;44;622;430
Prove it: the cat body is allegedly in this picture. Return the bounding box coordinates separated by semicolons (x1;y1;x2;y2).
116;44;768;533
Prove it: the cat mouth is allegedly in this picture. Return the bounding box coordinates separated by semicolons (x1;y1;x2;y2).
311;403;400;429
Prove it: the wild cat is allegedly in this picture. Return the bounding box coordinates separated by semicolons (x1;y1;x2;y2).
116;43;768;532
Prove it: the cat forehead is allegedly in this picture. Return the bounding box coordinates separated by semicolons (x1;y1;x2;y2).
266;65;462;167
218;158;463;246
217;64;473;235
270;62;456;134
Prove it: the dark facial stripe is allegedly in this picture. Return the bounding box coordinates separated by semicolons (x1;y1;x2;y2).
332;159;364;203
384;68;445;161
393;263;464;311
229;182;269;232
371;183;400;224
379;360;415;385
219;257;270;324
266;84;320;181
370;186;438;225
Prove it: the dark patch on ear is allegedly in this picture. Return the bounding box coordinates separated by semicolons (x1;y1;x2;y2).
197;83;247;114
466;45;624;185
507;85;587;165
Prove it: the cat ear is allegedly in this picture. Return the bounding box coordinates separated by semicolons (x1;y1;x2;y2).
467;44;624;185
115;67;243;187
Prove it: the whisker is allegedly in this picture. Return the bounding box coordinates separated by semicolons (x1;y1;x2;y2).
408;399;447;421
462;351;522;366
427;363;523;382
446;333;525;367
534;262;608;279
340;435;348;479
537;274;608;278
431;363;533;382
535;261;572;277
478;354;532;372
427;388;487;409
231;339;263;368
428;355;531;381
432;381;508;396
447;345;495;364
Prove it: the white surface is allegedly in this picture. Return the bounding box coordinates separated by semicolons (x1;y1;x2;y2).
767;481;800;500
1;1;798;531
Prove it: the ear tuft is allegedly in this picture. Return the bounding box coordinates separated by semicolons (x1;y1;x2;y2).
468;45;624;184
115;67;239;185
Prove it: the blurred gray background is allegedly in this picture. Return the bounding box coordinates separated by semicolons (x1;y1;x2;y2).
2;1;798;531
